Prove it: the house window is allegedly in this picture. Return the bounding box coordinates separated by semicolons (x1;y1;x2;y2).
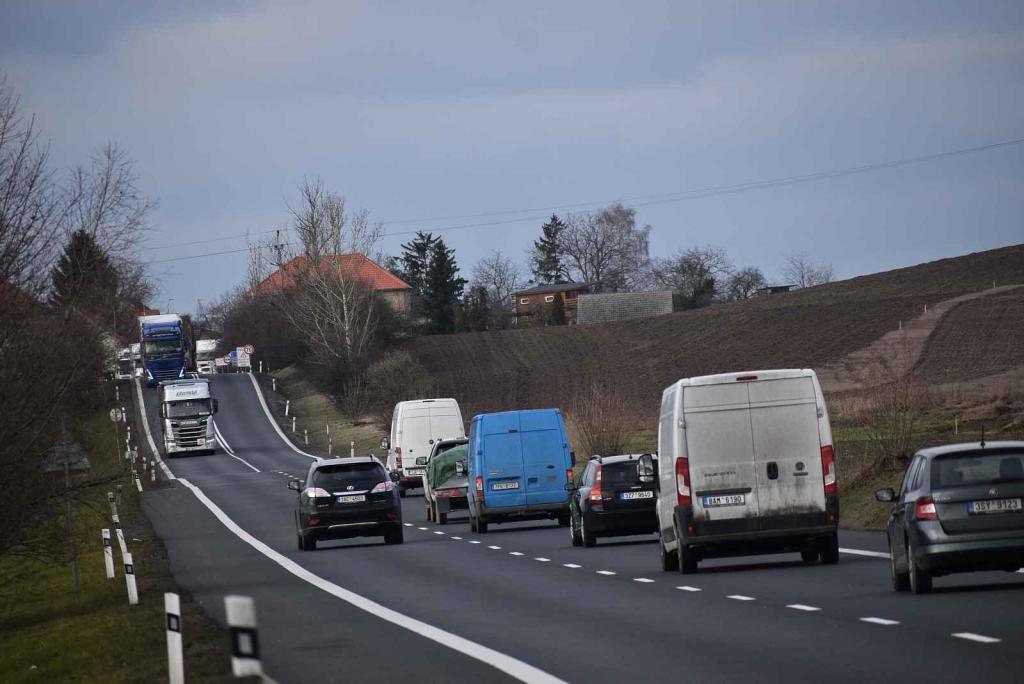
520;298;530;305
544;295;555;303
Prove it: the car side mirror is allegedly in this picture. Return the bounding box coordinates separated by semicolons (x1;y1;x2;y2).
456;462;465;476
389;471;400;483
380;438;390;450
875;488;896;503
287;479;301;491
212;399;219;414
637;453;656;485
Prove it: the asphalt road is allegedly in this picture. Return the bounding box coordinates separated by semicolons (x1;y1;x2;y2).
137;374;1024;683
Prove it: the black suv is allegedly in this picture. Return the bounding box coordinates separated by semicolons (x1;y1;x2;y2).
290;457;403;550
568;454;658;547
877;441;1024;593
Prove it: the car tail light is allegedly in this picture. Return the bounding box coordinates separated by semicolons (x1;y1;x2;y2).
566;468;574;485
475;475;484;501
915;496;937;521
395;446;402;469
371;480;395;493
308;517;319;526
676;457;691;506
385;511;397;520
588;465;603;503
303;487;330;499
821;445;837;496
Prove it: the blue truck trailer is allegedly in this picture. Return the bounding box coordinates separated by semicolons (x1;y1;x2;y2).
138;314;193;387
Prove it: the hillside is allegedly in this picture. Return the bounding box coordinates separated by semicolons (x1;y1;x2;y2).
407;244;1024;420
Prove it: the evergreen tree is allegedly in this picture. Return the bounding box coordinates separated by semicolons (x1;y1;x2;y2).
461;285;492;332
545;294;567;326
423;238;466;334
398;231;438;297
50;230;118;318
531;214;567;284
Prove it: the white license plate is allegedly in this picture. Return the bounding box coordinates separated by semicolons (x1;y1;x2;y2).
407;469;424;476
620;490;654;500
492;481;519;491
969;498;1022;514
336;495;366;504
702;494;746;507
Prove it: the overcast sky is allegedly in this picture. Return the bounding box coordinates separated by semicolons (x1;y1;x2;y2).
3;1;1023;313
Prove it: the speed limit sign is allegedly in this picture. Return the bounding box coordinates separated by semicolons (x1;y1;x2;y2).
244;344;255;354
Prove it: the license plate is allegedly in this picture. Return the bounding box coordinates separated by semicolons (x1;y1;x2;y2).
702;494;746;507
492;481;519;491
336;495;366;504
968;498;1022;515
620;490;654;500
407;469;424;476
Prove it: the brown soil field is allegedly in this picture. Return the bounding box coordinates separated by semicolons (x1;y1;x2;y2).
407;243;1024;420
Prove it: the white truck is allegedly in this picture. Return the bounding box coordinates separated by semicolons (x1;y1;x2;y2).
195;339;220;375
115;347;134;380
130;343;142;377
158;379;219;456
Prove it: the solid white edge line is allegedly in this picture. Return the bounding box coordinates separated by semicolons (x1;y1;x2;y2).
134;378;175;480
860;617;899;626
213;421;261;473
839;547;890;559
176;477;566;684
951;632;1001;644
786;604;820;612
246;373;319;461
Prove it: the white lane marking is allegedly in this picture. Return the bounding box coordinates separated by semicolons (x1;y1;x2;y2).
133;379;175;480
563;563;581;569
727;595;756;601
840;547;890;559
433;531;445;535
450;536;462;540
404;523;413;527
534;558;551;563
177;478;565;684
213;421;261;473
861;617;899;626
952;632;1001;644
488;545;502;550
633;578;655;583
787;604;820;612
469;540;481;544
246;373;319;461
596;570;616;576
676;586;702;592
418;527;429;531
509;552;524;556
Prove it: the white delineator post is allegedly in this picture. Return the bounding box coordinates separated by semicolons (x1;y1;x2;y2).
165;592;185;684
285;400;290;416
272;378;276;392
112;514;128;555
291;416;296;433
350;440;355;458
304;429;308;445
124;552;138;605
102;529;115;579
259;360;263;373
225;595;262;677
151;462;156;482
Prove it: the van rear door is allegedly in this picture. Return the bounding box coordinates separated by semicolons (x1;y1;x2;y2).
400;410;432;471
519;410;569;506
748;375;826;529
480;413;526;508
684;382;761;533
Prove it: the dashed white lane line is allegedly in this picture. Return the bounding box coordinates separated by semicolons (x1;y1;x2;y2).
952;632;1001;644
860;617;899;626
633;578;655;583
433;531;445;535
535;558;551;563
450;536;463;540
787;604;821;612
563;563;581;569
596;570;616;576
727;595;756;601
418;527;429;531
488;545;502;550
840;547;890;559
404;523;413;527
509;552;525;556
677;586;702;592
469;540;481;544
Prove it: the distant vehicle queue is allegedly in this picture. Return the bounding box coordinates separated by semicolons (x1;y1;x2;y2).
288;367;1024;592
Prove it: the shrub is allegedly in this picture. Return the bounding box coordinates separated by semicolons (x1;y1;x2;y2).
565;384;633;459
365;351;432;426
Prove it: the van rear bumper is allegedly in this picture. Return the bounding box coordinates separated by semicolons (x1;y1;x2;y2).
478;501;568;523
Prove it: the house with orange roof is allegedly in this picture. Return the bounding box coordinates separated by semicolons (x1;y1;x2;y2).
255;254;413;315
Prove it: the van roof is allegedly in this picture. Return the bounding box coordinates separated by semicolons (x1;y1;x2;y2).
473;408;562;420
674;369;817;387
397;398;458;406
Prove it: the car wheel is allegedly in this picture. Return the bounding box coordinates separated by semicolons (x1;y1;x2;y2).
557;513;570;527
477;516;489;533
659;532;679;572
678;542;698;574
801;548;820;564
890;536;910;592
570;508;583;547
469;513;478;532
908;543;932;594
581;513;597;548
818;533;840;565
384;528;404;545
439;512;448;525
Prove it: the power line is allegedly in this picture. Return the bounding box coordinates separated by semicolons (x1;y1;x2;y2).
145;135;1024;264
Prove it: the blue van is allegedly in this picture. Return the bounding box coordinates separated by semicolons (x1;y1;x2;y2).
466;409;574;533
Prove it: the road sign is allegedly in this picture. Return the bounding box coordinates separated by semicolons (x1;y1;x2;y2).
236;347;251;369
109;408;123;423
243;344;255;355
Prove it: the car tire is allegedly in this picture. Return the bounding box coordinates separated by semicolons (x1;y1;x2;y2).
384;528;404;545
659;533;679;572
557;513;570;527
469;513;478;532
298;532;316;552
439;512;448;525
581;514;597;548
908;543;932;594
890;536;910;592
570;508;583;547
801;548;820;564
477;516;489;533
818;534;840;565
677;542;698;574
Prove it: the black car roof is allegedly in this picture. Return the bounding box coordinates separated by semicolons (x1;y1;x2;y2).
915;441;1024;459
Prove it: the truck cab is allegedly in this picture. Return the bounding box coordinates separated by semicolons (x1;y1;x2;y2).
115;348;134;380
195;339;220;375
139;314;191;387
158;379;218;456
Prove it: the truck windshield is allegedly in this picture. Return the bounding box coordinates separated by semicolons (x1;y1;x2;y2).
196;351;216;361
145;340;182;358
166;399;212;418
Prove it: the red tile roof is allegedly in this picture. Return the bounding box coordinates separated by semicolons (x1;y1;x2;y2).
256;254;410;294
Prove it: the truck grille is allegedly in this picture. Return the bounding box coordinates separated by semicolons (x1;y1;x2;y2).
171;418;209;447
153;367;181;382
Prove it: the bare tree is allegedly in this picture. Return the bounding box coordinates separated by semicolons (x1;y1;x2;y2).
560;203;651;293
726;266;767;300
783;252;834;288
651;245;733;307
472;250;522;328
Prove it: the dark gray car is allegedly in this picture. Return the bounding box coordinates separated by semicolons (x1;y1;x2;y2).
876;441;1024;593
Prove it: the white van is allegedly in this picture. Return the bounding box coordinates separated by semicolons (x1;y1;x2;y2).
385;399;465;497
644;369;838;574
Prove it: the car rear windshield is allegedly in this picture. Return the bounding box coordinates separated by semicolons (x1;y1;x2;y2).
932;451;1024;488
312;463;386;490
602;460;656;486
